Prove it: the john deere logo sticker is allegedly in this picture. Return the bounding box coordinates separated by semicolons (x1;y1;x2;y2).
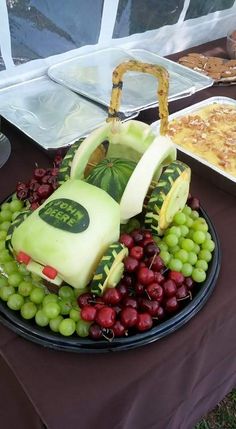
39;198;89;233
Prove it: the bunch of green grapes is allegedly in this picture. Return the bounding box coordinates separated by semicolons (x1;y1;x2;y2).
156;205;215;283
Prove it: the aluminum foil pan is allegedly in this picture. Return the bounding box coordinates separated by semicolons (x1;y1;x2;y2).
151;96;236;194
48;47;213;115
0;76;138;150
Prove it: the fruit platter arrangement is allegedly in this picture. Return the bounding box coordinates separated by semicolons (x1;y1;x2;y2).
0;61;220;352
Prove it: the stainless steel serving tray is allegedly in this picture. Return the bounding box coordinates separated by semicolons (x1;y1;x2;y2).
0;76;138;150
151;96;236;195
48;47;213;115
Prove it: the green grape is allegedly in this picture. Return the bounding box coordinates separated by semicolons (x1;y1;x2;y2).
18;264;30;276
195;260;208;271
30;287;45;304
181;263;193;277
164;234;178;247
193;243;200;254
43;302;61;319
69;308;81;322
4;261;18;275
192;218;208;232
58;285;74;301
198;249;212;263
168;258;183;272
169;245;180;255
1;202;10;211
192;268;206;283
0;285;14;301
201;239;215;252
185;217;194;228
173;212;186;225
159;250;171;265
0;230;7;240
167;226;181;237
174;249;188;263
31;273;42;282
0;221;11;232
188;252;198;266
182;205;192;216
192;231;206;245
181;238;194;252
1;210;13;222
0;250;12;263
59;318;76;336
153;235;161;244
49;315;63;332
0;275;8;288
158;242;168;252
59;299;72;315
20;302;37;319
9;199;24;212
76;320;91;337
43;293;58;306
205;232;212;240
179;225;189;237
35;310;49;327
8;272;23;288
18;280;33;297
7;293;24;311
190;210;199;220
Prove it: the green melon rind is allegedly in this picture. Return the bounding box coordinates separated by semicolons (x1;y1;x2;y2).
145;160;191;235
91;242;128;296
58;139;84;185
85;158;137;202
5;210;31;254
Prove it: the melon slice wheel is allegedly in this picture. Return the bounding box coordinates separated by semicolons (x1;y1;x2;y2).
145;160;191;235
91;242;128;296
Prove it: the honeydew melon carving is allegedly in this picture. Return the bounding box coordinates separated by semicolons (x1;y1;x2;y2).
120;136;176;223
145;160;191;235
58;138;105;186
11;180;120;289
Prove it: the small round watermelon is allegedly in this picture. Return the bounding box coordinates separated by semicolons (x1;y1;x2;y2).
85;158;136;202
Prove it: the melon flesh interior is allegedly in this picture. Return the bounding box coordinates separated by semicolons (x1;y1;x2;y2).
70;121;156;179
12;180;120;289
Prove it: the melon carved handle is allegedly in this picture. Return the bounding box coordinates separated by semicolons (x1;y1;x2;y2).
107;60;169;135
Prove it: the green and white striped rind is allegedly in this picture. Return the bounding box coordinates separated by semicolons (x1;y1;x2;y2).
58;139;84;185
91;242;128;296
86;158;136;202
145;160;190;235
6;210;31;254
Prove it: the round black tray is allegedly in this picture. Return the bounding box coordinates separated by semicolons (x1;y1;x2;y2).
0;206;221;353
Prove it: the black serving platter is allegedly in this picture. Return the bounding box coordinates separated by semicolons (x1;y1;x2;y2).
0;205;221;353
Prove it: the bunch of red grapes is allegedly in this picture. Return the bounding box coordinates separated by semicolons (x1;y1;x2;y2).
15;153;63;210
78;229;195;340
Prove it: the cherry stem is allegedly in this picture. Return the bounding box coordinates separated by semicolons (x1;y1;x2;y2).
148;251;159;270
102;329;114;342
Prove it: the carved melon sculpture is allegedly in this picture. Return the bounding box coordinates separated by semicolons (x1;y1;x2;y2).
10;61;190;295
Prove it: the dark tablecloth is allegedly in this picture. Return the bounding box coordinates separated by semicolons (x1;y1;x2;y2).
0;38;235;429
